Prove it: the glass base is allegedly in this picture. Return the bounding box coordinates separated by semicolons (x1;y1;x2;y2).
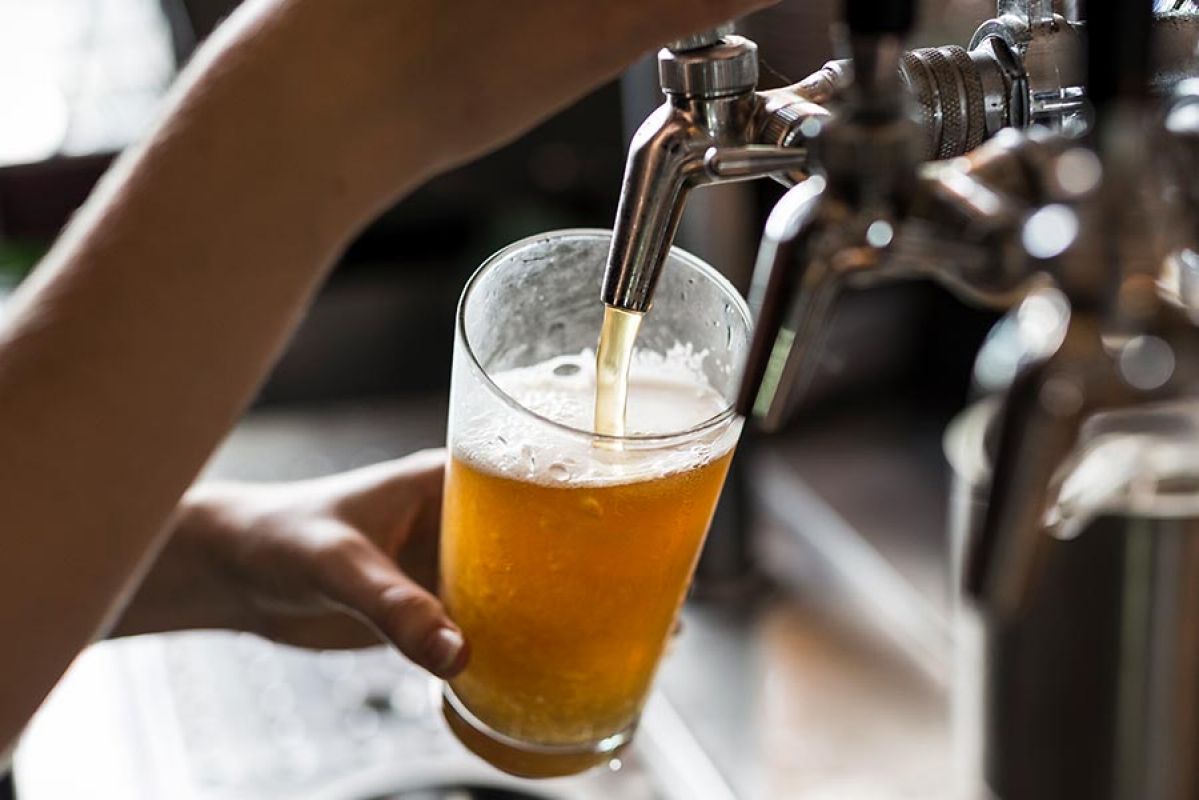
441;685;635;779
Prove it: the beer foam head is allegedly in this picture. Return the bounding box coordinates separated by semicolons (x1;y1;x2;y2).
453;346;741;486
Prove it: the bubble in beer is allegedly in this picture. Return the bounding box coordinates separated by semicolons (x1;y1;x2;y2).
553;362;582;377
580;496;603;518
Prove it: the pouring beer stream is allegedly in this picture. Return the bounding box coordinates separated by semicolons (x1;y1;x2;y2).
593;306;644;440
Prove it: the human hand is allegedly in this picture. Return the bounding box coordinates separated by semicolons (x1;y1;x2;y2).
113;450;467;679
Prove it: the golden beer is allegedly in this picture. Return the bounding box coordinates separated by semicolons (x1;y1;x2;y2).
442;230;751;777
442;446;734;747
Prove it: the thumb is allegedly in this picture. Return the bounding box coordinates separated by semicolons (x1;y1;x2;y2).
315;532;468;679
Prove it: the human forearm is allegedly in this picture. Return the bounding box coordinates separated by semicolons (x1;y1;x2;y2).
0;0;423;746
106;494;246;640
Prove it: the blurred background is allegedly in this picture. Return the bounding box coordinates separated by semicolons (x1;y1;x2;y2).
3;1;1006;798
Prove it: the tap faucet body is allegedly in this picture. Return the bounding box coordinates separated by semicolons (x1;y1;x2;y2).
737;27;931;425
601;31;821;313
735;28;1049;426
732;0;1199;430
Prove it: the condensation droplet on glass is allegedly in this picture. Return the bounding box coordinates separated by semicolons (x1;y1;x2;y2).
608;758;623;772
554;361;581;377
548;462;571;481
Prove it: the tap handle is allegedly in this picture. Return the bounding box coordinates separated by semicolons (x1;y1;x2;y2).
842;0;916;112
1084;0;1153;113
735;179;833;427
845;0;917;35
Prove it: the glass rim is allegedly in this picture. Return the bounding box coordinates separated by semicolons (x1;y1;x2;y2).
456;228;752;446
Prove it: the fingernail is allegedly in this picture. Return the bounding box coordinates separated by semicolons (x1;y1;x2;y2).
429;626;465;676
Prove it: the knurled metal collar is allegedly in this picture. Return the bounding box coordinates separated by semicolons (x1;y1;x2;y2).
901;45;988;160
760;101;830;147
658;35;759;97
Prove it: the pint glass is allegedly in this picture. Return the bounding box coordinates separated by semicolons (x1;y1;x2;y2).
440;230;751;777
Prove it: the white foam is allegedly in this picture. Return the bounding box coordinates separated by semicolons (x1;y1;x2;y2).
453;347;741;487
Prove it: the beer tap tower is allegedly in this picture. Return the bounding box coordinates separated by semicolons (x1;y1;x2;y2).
602;1;1199;326
603;0;1199;797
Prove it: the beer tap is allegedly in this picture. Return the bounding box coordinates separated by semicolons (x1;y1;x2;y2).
731;0;1199;431
735;0;926;427
600;2;1024;316
602;2;1199;322
600;6;1023;317
964;0;1199;621
951;31;1199;789
733;0;1079;429
600;26;822;314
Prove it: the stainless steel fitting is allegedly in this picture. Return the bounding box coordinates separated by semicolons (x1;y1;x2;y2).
900;44;1019;159
657;35;759;97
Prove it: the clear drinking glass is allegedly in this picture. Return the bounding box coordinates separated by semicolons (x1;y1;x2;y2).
440;229;751;777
